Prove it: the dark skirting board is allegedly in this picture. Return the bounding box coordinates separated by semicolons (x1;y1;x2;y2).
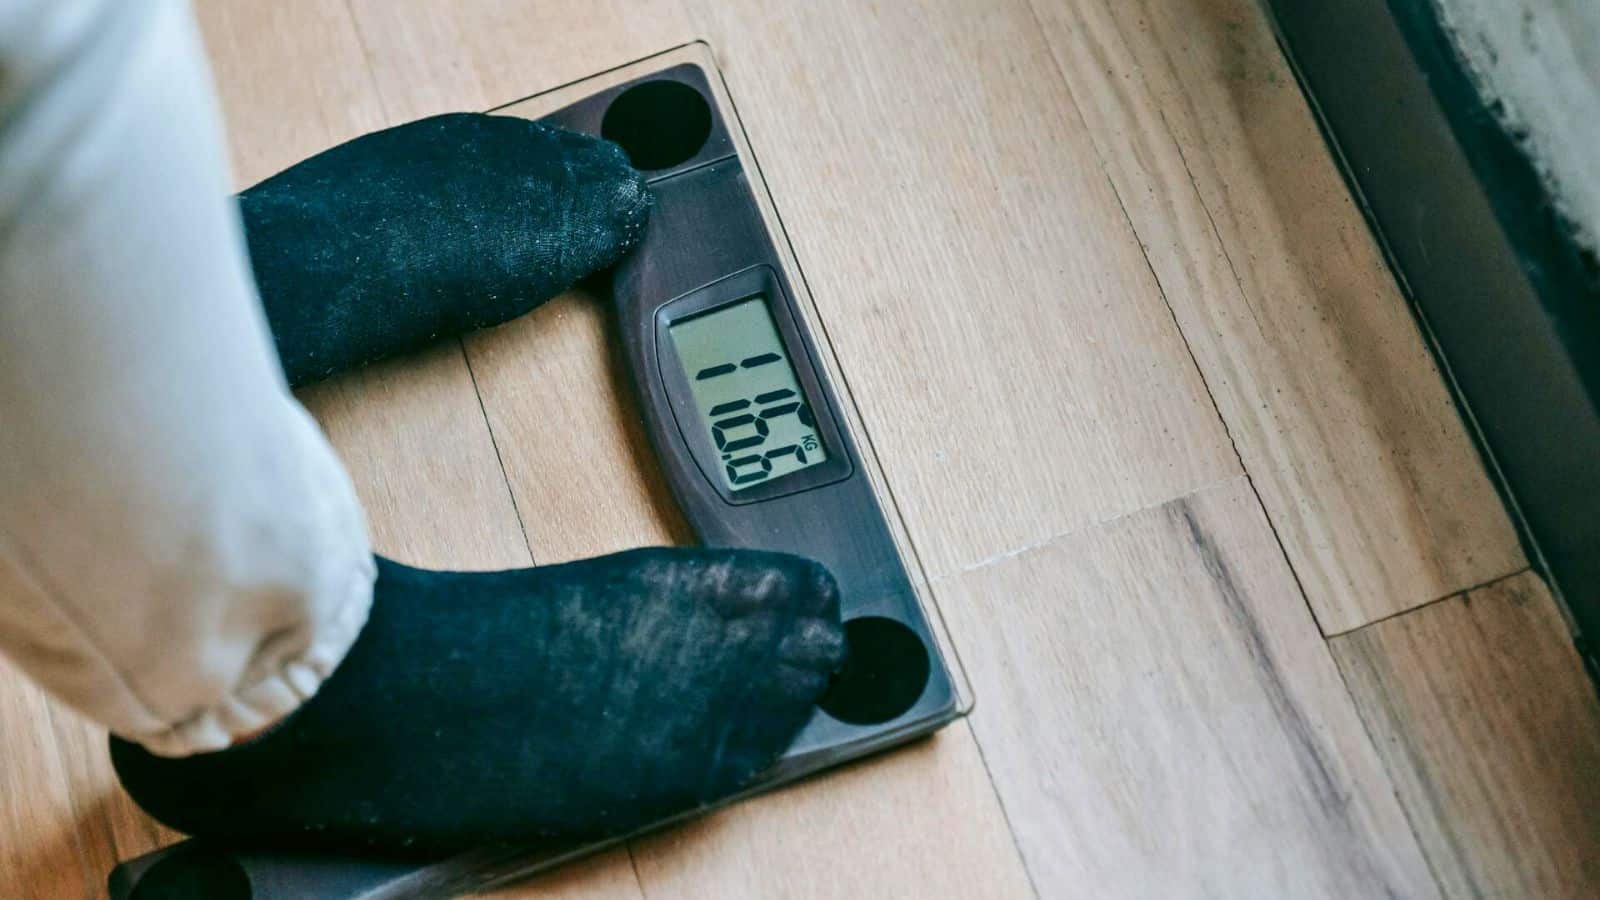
1263;0;1600;678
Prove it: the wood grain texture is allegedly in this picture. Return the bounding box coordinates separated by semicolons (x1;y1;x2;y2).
348;4;1041;896
359;0;1247;578
0;2;1577;899
346;0;694;122
463;292;694;564
200;4;648;897
0;661;97;900
39;707;181;898
2;7;419;900
195;0;387;186
343;1;703;574
630;728;1032;900
296;347;532;572
194;0;529;575
0;4;645;899
676;0;1241;577
938;477;1437;897
476;850;647;900
455;250;1033;900
1332;571;1600;899
1024;0;1524;631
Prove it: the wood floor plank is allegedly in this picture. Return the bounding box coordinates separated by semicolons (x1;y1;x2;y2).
4;3;1553;900
348;4;1041;897
3;5;441;898
0;660;95;900
342;3;703;565
937;477;1438;897
676;0;1240;577
195;0;529;574
196;0;388;186
462;289;1030;897
464;292;694;562
199;4;648;897
630;728;1033;900
466;278;1032;891
296;348;532;572
1331;571;1600;898
0;4;644;898
41;707;182;898
476;850;649;900
1025;0;1524;631
350;0;1240;585
346;0;694;121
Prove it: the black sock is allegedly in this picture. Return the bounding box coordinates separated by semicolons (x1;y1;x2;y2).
239;112;650;388
111;548;845;853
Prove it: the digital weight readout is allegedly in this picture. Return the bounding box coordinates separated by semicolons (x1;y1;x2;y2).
668;296;827;491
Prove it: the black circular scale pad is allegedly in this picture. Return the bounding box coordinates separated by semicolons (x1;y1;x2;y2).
819;616;931;725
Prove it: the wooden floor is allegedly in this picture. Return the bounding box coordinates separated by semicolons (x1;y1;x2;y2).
3;0;1599;897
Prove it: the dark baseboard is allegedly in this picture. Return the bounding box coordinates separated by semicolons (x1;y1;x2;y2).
1263;0;1600;676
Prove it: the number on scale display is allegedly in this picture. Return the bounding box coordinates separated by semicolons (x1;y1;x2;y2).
669;296;828;491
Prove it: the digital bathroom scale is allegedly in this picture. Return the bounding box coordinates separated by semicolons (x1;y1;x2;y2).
109;43;969;899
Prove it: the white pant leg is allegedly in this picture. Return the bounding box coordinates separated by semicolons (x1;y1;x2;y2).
0;0;375;756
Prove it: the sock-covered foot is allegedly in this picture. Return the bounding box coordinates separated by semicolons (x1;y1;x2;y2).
110;548;844;853
239;113;650;388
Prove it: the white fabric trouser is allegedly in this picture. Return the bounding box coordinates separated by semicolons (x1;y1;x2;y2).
0;0;376;756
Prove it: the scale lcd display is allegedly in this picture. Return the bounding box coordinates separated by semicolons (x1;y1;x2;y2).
669;296;827;491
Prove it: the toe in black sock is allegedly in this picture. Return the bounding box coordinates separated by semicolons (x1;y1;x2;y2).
239;113;651;387
111;548;845;853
